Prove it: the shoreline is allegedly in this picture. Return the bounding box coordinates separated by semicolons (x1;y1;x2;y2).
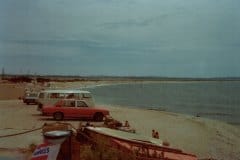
103;102;240;126
0;81;240;159
104;104;240;127
103;104;240;160
0;100;239;159
0;80;239;125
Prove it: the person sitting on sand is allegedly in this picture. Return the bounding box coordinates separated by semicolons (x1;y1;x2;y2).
124;120;130;127
152;129;156;138
155;131;159;139
152;130;159;139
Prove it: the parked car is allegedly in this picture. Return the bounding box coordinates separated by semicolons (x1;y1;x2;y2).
41;99;109;121
23;92;39;105
37;89;95;111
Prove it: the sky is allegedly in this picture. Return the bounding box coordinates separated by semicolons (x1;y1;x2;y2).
0;0;240;77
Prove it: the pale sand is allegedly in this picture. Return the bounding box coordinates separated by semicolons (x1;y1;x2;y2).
0;81;239;160
0;100;239;159
104;105;240;160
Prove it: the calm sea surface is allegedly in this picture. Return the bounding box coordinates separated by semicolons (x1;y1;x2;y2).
86;81;240;124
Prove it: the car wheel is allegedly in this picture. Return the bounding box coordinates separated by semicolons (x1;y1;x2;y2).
53;112;64;121
94;112;104;122
27;102;29;105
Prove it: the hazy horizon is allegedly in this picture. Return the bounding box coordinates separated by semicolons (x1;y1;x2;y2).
1;0;240;78
3;72;240;79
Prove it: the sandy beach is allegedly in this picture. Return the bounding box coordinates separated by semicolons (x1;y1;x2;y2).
0;81;239;160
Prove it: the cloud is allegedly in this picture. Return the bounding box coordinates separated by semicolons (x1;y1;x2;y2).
101;18;156;29
1;0;240;77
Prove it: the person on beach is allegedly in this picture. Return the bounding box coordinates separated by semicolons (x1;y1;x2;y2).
152;129;156;138
155;131;159;139
124;120;130;127
152;130;160;139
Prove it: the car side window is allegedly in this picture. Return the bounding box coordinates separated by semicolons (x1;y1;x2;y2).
59;93;65;98
39;93;44;98
77;101;87;107
63;101;75;107
50;93;59;98
66;93;79;99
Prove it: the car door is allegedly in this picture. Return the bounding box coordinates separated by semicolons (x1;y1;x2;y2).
61;100;76;118
75;101;92;118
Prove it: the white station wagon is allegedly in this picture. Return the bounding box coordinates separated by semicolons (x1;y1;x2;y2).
37;89;95;110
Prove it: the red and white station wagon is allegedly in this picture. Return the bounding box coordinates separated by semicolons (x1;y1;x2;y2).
42;99;110;121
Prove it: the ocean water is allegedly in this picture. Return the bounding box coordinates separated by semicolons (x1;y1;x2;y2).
87;81;240;125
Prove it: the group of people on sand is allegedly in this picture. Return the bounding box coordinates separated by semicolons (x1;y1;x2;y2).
152;129;159;139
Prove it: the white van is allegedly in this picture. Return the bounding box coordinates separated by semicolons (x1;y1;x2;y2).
37;89;95;110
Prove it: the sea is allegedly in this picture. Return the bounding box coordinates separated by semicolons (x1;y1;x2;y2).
86;81;240;125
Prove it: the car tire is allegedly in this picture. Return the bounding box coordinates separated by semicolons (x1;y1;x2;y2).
53;112;64;121
94;112;104;122
27;102;29;105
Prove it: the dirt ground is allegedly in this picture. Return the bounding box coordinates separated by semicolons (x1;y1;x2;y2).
0;82;240;160
0;83;25;100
